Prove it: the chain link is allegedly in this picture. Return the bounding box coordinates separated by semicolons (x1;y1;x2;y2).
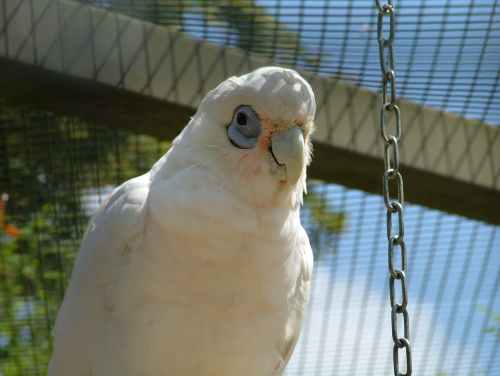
375;1;413;375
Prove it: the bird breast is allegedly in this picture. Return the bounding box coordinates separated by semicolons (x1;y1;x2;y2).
121;164;305;375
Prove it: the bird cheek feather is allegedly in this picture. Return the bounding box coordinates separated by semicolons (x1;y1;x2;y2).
257;119;274;150
235;151;261;178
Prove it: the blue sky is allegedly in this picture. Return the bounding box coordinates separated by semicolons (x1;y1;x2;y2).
256;0;500;126
183;0;499;126
286;183;499;375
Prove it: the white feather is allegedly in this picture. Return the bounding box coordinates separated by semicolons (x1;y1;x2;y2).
49;67;315;376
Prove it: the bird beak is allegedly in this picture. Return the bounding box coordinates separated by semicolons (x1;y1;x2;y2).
270;127;305;184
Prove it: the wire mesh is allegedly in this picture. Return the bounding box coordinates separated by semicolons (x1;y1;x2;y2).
0;1;499;376
0;111;498;376
81;0;500;126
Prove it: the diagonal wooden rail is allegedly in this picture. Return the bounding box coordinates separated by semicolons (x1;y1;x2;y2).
1;0;499;224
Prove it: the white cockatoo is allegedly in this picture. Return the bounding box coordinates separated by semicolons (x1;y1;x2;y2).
49;66;316;376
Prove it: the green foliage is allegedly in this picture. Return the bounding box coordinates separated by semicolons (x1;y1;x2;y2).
304;181;346;234
109;0;322;67
305;189;346;234
0;109;167;375
478;305;500;338
0;204;72;376
192;0;321;66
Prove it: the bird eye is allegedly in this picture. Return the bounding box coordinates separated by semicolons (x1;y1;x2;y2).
227;106;261;149
237;112;247;126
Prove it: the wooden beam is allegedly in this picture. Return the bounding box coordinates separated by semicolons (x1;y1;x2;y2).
2;58;499;225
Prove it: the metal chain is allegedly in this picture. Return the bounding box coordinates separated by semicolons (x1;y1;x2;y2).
375;1;413;375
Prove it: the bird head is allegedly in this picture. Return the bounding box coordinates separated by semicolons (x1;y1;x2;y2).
175;67;316;209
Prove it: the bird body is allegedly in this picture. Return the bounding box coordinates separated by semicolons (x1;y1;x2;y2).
49;67;316;376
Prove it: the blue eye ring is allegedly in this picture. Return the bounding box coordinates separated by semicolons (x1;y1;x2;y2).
227;106;261;149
